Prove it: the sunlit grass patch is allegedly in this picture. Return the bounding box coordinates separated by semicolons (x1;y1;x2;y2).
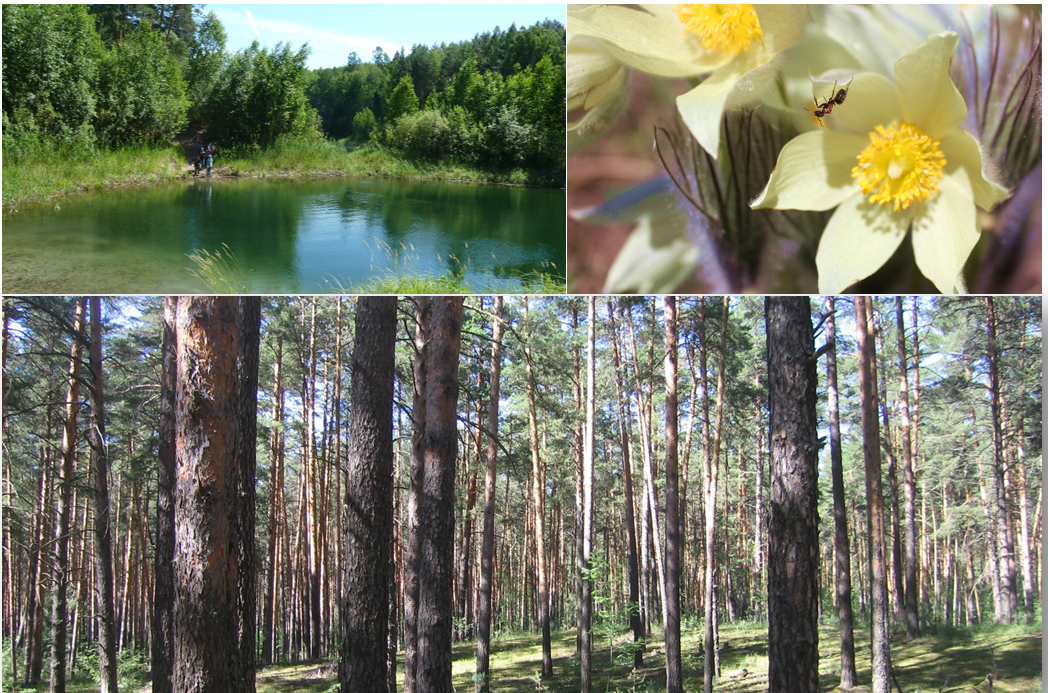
181;618;1044;693
3;144;181;212
187;243;251;294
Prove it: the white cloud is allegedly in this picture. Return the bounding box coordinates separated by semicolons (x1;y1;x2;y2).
212;8;402;68
242;8;261;40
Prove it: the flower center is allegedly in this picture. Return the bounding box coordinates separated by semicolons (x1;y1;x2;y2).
674;4;764;56
852;121;946;212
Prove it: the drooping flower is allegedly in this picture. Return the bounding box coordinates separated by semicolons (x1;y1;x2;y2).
567;4;808;156
750;31;1010;293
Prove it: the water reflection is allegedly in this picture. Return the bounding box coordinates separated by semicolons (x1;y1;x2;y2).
3;177;565;293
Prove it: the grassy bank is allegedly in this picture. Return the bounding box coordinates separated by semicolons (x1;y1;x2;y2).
2;144;184;213
3;137;563;213
221;137;554;187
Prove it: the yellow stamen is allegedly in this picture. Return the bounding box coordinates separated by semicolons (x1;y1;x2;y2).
674;4;763;56
852;121;946;212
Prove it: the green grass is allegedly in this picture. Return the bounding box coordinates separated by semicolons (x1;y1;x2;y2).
3;136;561;213
252;620;1041;693
3;144;183;212
3;620;1039;692
220;137;538;187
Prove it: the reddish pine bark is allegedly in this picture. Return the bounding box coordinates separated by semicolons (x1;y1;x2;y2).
856;296;891;693
49;298;85;693
825;297;857;688
475;296;503;693
172;297;259;693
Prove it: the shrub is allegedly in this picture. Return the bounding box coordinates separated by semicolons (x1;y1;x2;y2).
352;107;377;141
384;110;457;160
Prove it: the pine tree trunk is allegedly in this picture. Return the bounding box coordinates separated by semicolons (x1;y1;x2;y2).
765;297;820;693
339;296;396;693
663;297;683;693
856;296;891;693
825;298;856;689
895;298;920;637
87;297;119;693
263;333;284;666
172;297;260;693
579;297;596;692
1013;308;1035;623
416;297;463;693
152;297;177;693
624;305;667;629
49;298;86;693
985;298;1018;623
704;298;728;693
607;299;643;668
523;298;553;678
475;296;503;693
571;302;585;662
403;296;429;693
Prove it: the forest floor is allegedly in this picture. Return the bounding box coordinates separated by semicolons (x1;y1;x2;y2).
249;619;1042;693
2;619;1040;692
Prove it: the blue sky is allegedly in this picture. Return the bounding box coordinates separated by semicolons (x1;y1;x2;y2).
205;4;564;70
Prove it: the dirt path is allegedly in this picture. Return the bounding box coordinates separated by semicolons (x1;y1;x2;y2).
173;121;227;178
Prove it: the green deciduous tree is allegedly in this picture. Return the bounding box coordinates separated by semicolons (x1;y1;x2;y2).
2;4;103;152
95;27;189;146
386;75;420;124
207;41;320;146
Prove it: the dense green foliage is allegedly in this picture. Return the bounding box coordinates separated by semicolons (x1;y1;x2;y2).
205;41;320;147
94;27;189;146
2;5;103;154
307;21;566;172
3;4;319;158
4;5;565;188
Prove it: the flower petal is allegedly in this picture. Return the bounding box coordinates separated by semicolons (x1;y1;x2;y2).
724;49;781;109
754;4;809;54
566;40;630;152
910;173;979;294
830;72;903;136
815;192;915;293
603;215;699;294
815;5;924;78
567;42;621;110
676;47;772;158
939;129;1012;211
751;130;868;210
568;5;731;77
894;31;967;138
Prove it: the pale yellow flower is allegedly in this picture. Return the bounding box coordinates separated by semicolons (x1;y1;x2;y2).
567;4;808;156
751;32;1010;293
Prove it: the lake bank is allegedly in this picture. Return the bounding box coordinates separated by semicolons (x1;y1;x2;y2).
2;139;565;215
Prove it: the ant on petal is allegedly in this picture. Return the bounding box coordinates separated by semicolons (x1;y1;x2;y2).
803;77;854;127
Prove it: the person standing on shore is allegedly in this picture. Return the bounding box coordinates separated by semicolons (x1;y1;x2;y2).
205;149;213;177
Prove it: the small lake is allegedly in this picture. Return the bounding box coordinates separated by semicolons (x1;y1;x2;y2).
2;177;566;293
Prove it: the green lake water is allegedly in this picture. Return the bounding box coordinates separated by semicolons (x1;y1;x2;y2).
2;177;566;293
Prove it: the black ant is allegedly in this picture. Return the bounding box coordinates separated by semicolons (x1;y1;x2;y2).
803;77;853;127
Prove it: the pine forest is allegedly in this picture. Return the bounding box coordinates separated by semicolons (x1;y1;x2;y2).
1;295;1041;693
